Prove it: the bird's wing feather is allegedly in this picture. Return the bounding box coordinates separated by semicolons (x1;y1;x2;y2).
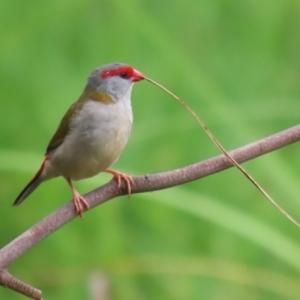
46;95;87;154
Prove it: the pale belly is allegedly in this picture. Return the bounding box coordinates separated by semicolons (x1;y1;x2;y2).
49;100;132;180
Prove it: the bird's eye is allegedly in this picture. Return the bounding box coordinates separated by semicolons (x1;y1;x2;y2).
119;72;128;78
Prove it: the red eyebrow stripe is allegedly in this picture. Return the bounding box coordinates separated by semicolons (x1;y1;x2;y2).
101;67;134;79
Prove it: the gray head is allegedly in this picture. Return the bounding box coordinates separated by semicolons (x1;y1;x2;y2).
85;63;144;101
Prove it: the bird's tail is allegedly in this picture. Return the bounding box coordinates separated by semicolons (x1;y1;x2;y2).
13;157;48;206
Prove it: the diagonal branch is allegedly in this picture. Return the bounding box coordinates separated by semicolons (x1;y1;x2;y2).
0;124;300;299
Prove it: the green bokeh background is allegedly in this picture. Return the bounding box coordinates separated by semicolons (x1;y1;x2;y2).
1;1;300;299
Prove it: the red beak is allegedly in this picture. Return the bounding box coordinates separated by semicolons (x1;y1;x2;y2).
132;69;145;82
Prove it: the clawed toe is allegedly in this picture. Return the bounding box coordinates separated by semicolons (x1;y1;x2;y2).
73;193;90;218
105;169;133;195
66;178;90;218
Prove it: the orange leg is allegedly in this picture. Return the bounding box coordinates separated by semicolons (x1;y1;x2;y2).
105;169;133;195
66;178;90;218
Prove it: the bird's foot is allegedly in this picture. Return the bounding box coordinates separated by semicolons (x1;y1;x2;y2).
72;190;90;218
105;169;133;195
66;178;89;218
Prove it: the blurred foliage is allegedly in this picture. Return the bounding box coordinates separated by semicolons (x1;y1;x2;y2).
1;0;300;299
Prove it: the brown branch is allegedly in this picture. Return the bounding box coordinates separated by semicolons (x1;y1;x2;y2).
0;124;300;299
0;270;42;299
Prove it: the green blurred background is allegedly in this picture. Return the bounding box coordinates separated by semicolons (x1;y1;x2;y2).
1;0;300;299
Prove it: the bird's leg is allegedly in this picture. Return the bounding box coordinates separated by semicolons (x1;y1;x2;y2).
105;169;133;195
66;178;90;218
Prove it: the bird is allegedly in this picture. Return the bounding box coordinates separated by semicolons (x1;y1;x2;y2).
13;62;145;217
